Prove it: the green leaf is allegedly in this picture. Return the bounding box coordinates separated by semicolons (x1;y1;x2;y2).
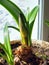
0;53;13;65
0;24;14;65
29;20;36;40
25;7;30;21
0;43;8;55
19;14;28;45
0;53;8;63
3;23;14;65
45;20;49;26
29;6;39;38
19;13;28;37
4;23;12;56
0;43;10;63
8;26;20;32
29;6;39;23
0;0;23;25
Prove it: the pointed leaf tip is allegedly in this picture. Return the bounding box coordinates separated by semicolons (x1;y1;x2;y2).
29;6;39;23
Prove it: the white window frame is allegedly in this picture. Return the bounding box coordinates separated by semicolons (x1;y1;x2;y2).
38;0;44;40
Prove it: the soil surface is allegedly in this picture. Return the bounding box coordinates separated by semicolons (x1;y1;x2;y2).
0;40;49;65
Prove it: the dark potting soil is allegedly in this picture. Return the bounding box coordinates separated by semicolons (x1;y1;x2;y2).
0;41;49;65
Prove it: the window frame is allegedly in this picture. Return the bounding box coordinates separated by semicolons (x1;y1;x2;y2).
38;0;44;40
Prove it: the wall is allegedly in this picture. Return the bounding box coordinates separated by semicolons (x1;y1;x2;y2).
43;0;49;41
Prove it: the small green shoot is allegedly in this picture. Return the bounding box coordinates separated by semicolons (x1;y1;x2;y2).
0;24;14;65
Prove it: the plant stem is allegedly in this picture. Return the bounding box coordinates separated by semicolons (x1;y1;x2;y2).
28;37;32;46
21;36;28;45
9;62;14;65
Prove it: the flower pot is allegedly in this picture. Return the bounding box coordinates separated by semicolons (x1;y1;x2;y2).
0;40;49;65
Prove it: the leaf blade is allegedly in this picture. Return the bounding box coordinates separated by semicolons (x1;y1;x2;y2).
0;0;22;25
0;53;8;63
29;6;39;38
8;26;20;32
3;23;14;65
29;20;35;36
4;23;12;56
0;43;8;55
29;6;39;23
